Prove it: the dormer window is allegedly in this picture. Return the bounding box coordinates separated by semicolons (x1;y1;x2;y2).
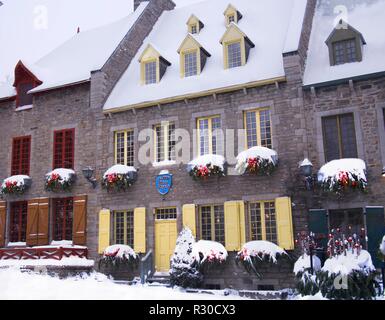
224;4;242;25
325;20;366;66
187;14;204;35
220;24;254;69
144;60;157;84
13;60;42;109
139;44;171;85
178;35;211;78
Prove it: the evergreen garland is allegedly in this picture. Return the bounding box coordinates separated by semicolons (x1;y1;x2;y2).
102;173;136;192
45;173;75;192
189;164;225;180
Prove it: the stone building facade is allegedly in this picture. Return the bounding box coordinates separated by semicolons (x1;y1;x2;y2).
0;0;384;292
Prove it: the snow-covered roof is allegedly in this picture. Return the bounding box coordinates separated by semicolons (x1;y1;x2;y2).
303;0;385;88
0;2;148;99
104;0;308;111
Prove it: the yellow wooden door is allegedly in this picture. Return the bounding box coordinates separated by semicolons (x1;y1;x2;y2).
155;220;177;272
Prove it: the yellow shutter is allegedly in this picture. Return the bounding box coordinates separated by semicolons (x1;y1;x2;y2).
238;201;246;246
182;204;196;237
134;207;146;253
275;197;294;250
98;209;111;255
224;201;241;251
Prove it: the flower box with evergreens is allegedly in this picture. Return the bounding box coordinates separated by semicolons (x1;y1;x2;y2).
102;164;138;192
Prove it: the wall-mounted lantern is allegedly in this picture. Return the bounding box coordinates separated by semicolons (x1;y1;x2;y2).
82;167;97;189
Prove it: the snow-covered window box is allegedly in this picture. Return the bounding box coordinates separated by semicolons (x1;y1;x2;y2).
1;175;32;195
236;241;287;278
99;245;139;276
192;240;228;273
102;165;138;192
45;169;76;192
187;155;226;180
317;159;368;195
235;147;278;176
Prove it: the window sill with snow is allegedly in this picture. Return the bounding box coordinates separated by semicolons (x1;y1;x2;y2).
45;168;76;192
0;175;32;196
236;147;279;176
102;164;138;192
187;154;227;180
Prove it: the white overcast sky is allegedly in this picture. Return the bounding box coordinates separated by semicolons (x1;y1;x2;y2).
0;0;200;82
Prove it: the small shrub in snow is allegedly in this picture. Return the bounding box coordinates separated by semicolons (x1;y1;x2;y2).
318;159;368;196
192;240;228;273
1;175;31;195
235;147;278;176
170;228;203;288
102;165;137;192
187;155;226;180
98;245;139;272
236;241;287;278
293;232;321;296
45;169;76;192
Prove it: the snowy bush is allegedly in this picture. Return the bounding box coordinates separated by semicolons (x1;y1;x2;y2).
170;228;203;288
102;165;138;192
98;245;139;273
45;168;76;192
187;155;226;180
318;249;379;300
380;236;385;257
236;241;287;278
318;159;368;195
294;254;321;297
1;175;31;195
235;147;278;176
192;240;228;273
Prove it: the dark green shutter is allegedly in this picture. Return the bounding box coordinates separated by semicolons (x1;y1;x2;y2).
365;207;385;269
309;209;328;249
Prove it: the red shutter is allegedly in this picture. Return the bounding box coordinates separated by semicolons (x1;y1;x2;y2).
0;202;6;248
11;136;31;176
73;195;87;245
53;129;74;169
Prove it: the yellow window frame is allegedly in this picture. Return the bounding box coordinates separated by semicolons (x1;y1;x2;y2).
243;108;272;149
248;201;276;242
223;38;246;69
199;205;223;241
141;58;159;85
181;48;200;78
196;115;221;156
114;129;134;166
154;122;173;163
113;210;134;246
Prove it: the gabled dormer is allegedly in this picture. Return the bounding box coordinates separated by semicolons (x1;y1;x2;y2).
178;34;211;78
220;23;254;69
13;61;42;109
325;20;366;66
186;14;204;34
138;44;171;85
223;4;243;25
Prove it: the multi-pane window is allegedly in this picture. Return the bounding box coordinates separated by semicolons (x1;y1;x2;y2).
53;129;75;169
155;207;177;220
115;130;135;167
333;39;357;65
199;205;225;245
227;41;242;68
249;201;277;244
11;136;31;176
17;82;34;107
53;198;73;241
245;109;272;149
154;123;176;163
145;61;157;85
322;113;358;162
197;116;222;156
114;211;134;248
228;14;235;24
184;51;198;77
9;201;28;243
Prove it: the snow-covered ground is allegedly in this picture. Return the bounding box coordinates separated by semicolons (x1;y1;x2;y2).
0;267;248;300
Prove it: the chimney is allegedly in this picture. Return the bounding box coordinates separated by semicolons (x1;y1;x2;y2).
134;0;147;11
